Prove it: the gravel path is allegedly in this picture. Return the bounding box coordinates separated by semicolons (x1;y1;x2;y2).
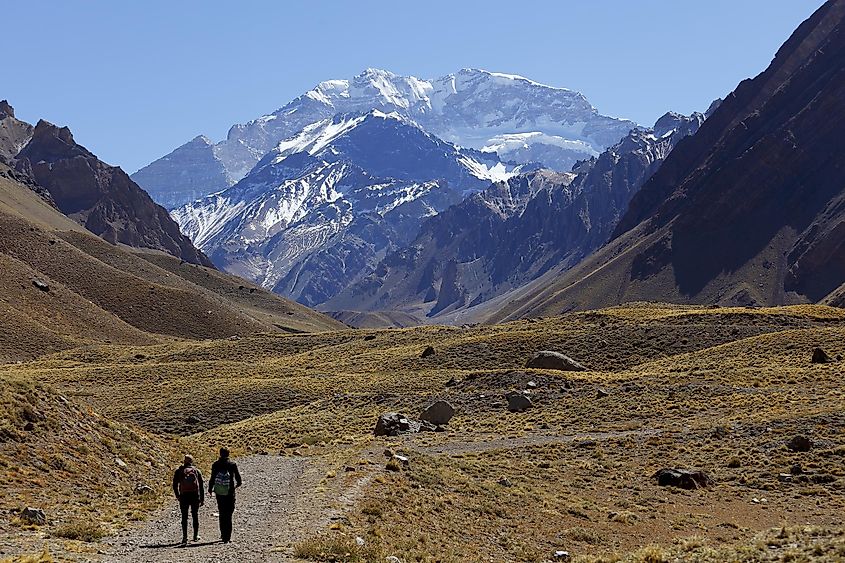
105;456;329;562
404;428;664;456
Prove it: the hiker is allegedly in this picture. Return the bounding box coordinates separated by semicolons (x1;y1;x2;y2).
209;447;242;543
172;454;204;545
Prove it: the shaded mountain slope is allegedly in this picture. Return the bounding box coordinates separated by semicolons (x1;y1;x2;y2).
324;112;703;321
14;119;213;267
489;0;845;320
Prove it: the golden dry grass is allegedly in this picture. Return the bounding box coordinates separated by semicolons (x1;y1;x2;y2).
0;304;843;560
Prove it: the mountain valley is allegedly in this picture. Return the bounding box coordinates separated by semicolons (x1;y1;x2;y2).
1;2;844;562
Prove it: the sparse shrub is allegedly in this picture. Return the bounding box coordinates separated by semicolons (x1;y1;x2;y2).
632;544;669;563
609;510;638;525
12;549;53;563
727;456;742;468
360;502;383;518
54;520;106;542
567;526;602;544
294;535;382;562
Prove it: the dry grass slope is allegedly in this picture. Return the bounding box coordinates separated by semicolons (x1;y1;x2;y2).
0;172;343;363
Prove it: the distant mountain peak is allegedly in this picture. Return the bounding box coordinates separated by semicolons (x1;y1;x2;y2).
189;134;213;145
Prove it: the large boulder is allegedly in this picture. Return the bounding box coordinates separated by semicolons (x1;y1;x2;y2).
653;468;714;490
420;400;455;426
505;391;533;412
526;351;586;372
811;347;831;364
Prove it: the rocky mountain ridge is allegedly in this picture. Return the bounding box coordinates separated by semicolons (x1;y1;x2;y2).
173;110;523;306
324;111;705;320
486;0;845;320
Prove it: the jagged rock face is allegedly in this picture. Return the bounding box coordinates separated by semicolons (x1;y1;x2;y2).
131;135;233;209
0;100;34;161
133;68;636;206
324;112;704;318
173;111;516;306
611;0;845;303
17;120;212;267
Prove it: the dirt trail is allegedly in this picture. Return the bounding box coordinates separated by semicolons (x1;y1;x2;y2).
106;455;346;563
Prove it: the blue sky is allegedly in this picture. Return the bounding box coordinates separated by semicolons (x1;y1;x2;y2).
4;1;826;173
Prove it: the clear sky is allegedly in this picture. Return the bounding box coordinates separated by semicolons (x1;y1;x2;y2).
3;1;826;173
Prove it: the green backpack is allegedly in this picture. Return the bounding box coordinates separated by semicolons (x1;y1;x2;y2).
213;469;232;496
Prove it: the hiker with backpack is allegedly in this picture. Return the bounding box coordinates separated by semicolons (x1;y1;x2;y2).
208;447;242;544
172;454;205;545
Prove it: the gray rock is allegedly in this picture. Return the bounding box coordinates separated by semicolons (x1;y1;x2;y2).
385;557;403;563
134;484;154;495
31;278;50;292
505;391;533;412
653;468;714;490
114;457;127;468
526;351;586;371
787;435;812;452
374;413;419;437
420;400;455;426
20;507;46;525
420;346;436;358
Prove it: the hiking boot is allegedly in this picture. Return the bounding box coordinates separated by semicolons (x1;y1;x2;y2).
180;536;188;546
193;534;200;542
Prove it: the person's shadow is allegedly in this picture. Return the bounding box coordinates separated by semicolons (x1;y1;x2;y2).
140;540;222;549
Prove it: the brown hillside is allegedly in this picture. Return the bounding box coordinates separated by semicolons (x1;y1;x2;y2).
0;169;343;362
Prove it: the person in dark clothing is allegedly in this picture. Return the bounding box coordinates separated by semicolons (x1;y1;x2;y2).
172;454;204;545
208;447;242;543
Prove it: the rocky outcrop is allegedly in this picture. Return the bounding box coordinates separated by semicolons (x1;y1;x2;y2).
16;120;212;267
0;100;34;161
419;400;455;426
653;468;714;490
526;351;586;371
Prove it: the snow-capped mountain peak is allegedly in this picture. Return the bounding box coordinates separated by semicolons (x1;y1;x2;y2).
133;68;637;209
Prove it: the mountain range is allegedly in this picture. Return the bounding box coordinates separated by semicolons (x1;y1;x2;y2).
323;110;707;321
35;0;845;329
171;110;523;307
131;68;636;209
